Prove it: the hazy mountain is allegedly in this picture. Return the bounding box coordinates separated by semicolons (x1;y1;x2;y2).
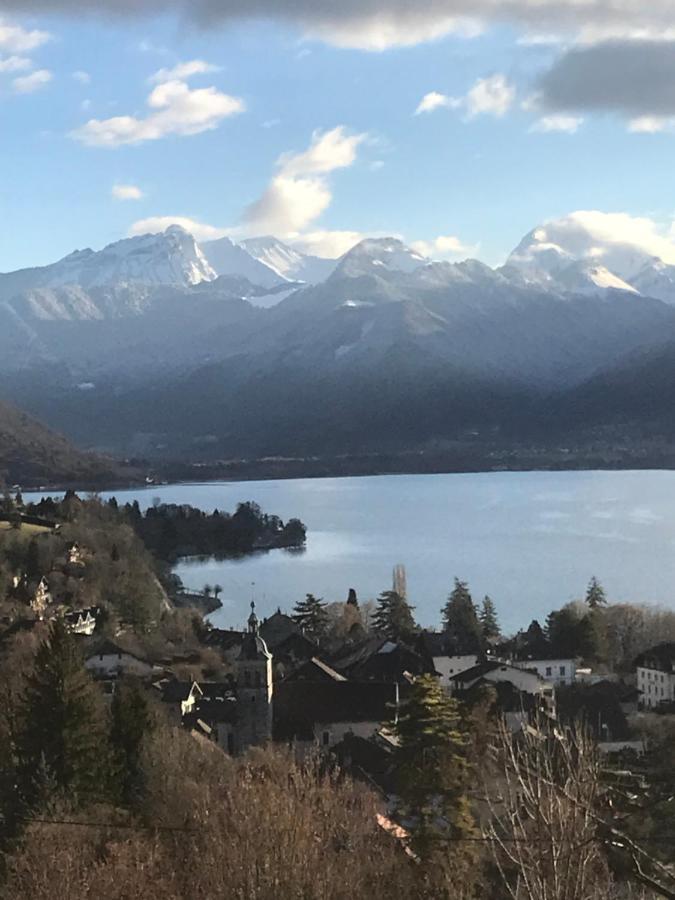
198;235;286;289
4;224;675;462
0;398;122;485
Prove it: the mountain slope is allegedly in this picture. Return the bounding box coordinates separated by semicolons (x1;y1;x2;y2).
199;236;286;288
240;236;336;283
0;399;121;484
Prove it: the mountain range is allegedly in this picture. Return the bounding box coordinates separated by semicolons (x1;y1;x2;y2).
2;219;675;464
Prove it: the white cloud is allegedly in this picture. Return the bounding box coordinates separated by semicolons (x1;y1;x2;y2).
149;59;221;84
12;68;51;93
418;75;515;120
0;20;50;53
410;234;477;259
72;69;90;84
466;74;515;117
112;183;144;200
0;54;30;72
530;114;583;133
521;211;675;270
278;126;365;176
290;229;364;257
414;91;461;115
628;116;673;133
71;79;244;147
243;126;366;236
128;216;228;242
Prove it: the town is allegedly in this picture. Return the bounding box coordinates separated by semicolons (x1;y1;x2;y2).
0;490;673;898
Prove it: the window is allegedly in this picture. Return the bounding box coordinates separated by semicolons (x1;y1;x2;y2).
559;666;566;676
545;667;552;676
322;731;330;746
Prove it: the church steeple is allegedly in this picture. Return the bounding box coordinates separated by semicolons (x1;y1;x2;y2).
248;600;259;634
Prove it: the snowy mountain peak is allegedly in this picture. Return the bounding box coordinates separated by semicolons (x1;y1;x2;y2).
240;235;336;284
199;235;288;289
0;227;215;299
335;237;429;278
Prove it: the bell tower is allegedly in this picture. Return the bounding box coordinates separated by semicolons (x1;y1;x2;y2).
236;602;273;753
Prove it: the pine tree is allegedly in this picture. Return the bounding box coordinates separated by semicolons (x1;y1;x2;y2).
110;679;155;804
442;579;482;653
292;593;329;642
391;675;478;882
16;620;110;809
585;576;607;609
372;590;417;641
479;596;500;641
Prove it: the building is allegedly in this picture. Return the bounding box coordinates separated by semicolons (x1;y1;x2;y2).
635;642;675;709
84;639;156;679
449;660;556;718
236;602;274;753
416;632;478;689
512;657;576;687
14;575;52;618
64;606;100;636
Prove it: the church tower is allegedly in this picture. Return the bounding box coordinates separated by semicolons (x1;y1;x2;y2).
236;602;273;753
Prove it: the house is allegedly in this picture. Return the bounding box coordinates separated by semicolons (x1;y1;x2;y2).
330;636;434;682
157;679;204;723
635;642;675;709
274;679;399;749
65;542;83;566
64;606;100;636
84;639;156;679
285;656;347;682
512;656;576;687
416;632;478;689
14;575;51;618
449;660;556;718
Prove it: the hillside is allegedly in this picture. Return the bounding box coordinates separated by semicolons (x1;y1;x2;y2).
0;399;125;486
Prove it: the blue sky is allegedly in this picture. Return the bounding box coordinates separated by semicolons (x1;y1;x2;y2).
1;2;675;271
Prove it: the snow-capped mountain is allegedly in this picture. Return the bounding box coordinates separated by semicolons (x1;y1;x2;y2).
0;226;215;301
332;237;429;279
504;216;673;300
199;236;287;289
240;236;337;284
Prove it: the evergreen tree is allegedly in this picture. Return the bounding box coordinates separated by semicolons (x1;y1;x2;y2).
479;596;500;641
585;576;607;609
110;679;155;804
292;593;329;642
391;675;478;882
16;620;110;808
442;579;482;653
372;590;417;641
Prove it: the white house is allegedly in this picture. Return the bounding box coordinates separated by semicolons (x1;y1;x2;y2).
635;643;675;709
449;660;556;717
64;606;99;636
85;640;156;678
513;658;576;687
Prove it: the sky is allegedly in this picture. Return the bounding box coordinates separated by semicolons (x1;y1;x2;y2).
1;1;675;271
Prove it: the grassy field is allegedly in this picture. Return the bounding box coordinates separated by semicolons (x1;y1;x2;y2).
0;521;52;535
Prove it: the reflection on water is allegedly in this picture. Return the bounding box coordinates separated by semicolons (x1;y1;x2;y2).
27;470;675;632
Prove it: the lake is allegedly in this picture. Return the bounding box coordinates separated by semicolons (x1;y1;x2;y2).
34;469;675;634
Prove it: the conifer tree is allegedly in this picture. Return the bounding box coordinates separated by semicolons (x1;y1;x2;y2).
372;590;417;641
292;593;329;642
391;675;479;883
110;678;155;804
479;596;500;641
442;579;482;653
16;619;110;808
585;576;607;609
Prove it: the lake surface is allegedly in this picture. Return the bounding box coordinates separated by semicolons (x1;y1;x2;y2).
33;470;675;634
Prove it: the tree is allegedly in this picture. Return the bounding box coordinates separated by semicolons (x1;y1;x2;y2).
292;593;329;643
16;620;110;808
110;679;155;804
372;590;417;641
479;596;500;641
391;675;479;889
585;576;607;609
442;579;482;653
